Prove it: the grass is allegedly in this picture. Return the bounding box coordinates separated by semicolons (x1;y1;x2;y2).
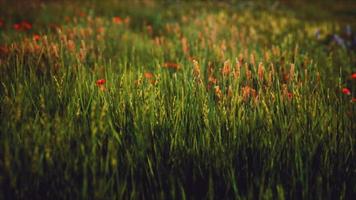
0;0;355;199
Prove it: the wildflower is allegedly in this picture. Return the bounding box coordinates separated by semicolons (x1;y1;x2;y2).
96;79;106;86
144;72;155;84
13;23;21;31
144;72;153;79
96;79;106;91
342;88;351;95
21;21;32;30
163;62;179;70
352;73;356;79
33;34;41;42
113;16;122;24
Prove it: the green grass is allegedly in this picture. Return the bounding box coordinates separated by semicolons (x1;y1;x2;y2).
0;0;355;199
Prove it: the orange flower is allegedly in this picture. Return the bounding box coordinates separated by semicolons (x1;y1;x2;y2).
144;72;154;79
163;62;179;70
113;16;122;24
342;88;351;95
144;72;156;84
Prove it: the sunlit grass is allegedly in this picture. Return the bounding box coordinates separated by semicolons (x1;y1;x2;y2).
0;1;355;199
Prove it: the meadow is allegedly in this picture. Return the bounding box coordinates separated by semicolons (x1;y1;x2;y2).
0;0;355;199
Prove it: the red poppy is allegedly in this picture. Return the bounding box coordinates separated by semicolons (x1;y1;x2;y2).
13;23;21;30
352;73;356;80
33;34;41;42
21;21;32;30
96;79;106;86
113;17;122;24
342;88;351;95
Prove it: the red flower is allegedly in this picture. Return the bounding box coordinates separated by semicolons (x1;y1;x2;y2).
13;21;32;31
352;73;356;80
113;17;122;24
33;34;41;42
342;88;351;95
13;23;21;30
96;79;106;86
21;21;32;30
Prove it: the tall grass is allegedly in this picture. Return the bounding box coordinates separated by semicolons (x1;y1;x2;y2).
0;1;355;199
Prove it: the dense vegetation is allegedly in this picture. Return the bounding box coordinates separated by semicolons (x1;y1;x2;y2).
0;0;355;199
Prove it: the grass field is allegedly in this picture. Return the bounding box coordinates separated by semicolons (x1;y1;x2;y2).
0;0;355;199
